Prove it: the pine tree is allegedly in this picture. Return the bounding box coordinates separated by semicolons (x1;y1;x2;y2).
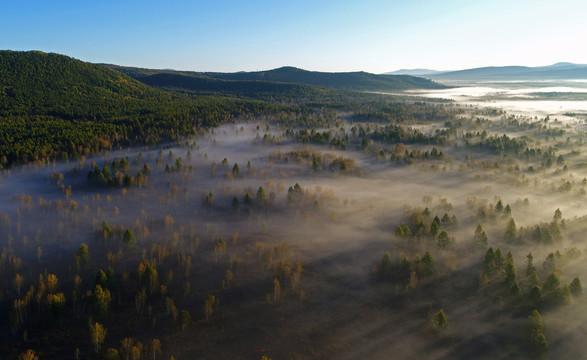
483;247;496;274
559;285;573;305
244;192;253;208
504;262;516;286
433;310;448;329
123;229;136;248
510;281;522;299
95;269;108;289
550;222;562;242
527;271;540;291
528;285;542;308
553;208;562;222
504;218;517;243
256;186;266;205
526;309;544;338
76;243;90;268
542;273;560;295
429;221;440;238
474;224;488;248
542;253;556;273
495;200;504;214
437;231;451;248
421;252;435;277
102;220;113;239
527;310;548;354
542;227;553;244
399;257;411;282
494;248;505;272
504;204;512;217
570;277;583;297
526;252;535;277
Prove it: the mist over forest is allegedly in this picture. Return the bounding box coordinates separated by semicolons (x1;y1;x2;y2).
2;54;587;359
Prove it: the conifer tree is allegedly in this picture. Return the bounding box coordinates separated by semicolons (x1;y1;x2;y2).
504;218;517;243
570;277;583;297
474;224;488;248
380;251;392;281
433;310;448;329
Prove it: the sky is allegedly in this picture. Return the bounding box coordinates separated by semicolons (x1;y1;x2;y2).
1;0;586;73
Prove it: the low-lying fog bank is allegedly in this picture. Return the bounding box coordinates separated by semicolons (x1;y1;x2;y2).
2;85;587;359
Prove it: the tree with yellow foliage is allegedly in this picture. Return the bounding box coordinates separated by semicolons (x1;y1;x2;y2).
90;322;106;354
18;350;39;360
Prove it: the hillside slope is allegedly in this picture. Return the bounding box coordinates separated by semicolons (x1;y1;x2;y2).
0;51;275;167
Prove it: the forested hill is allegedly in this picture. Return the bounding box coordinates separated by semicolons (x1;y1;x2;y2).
108;65;333;102
204;66;447;90
0;50;169;118
111;65;447;93
0;51;278;167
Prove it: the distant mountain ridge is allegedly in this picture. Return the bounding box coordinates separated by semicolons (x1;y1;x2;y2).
421;62;587;80
385;69;444;76
106;65;334;101
110;65;447;92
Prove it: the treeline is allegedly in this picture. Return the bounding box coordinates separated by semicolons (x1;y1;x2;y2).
353;101;459;123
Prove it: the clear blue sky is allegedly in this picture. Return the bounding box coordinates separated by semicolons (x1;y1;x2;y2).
2;0;586;73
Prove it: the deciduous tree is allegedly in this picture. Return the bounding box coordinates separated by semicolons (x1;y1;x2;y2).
18;350;39;360
204;295;218;320
90;322;106;354
181;309;191;330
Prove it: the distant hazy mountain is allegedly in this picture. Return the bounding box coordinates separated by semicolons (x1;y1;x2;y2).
385;69;445;76
428;62;587;80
